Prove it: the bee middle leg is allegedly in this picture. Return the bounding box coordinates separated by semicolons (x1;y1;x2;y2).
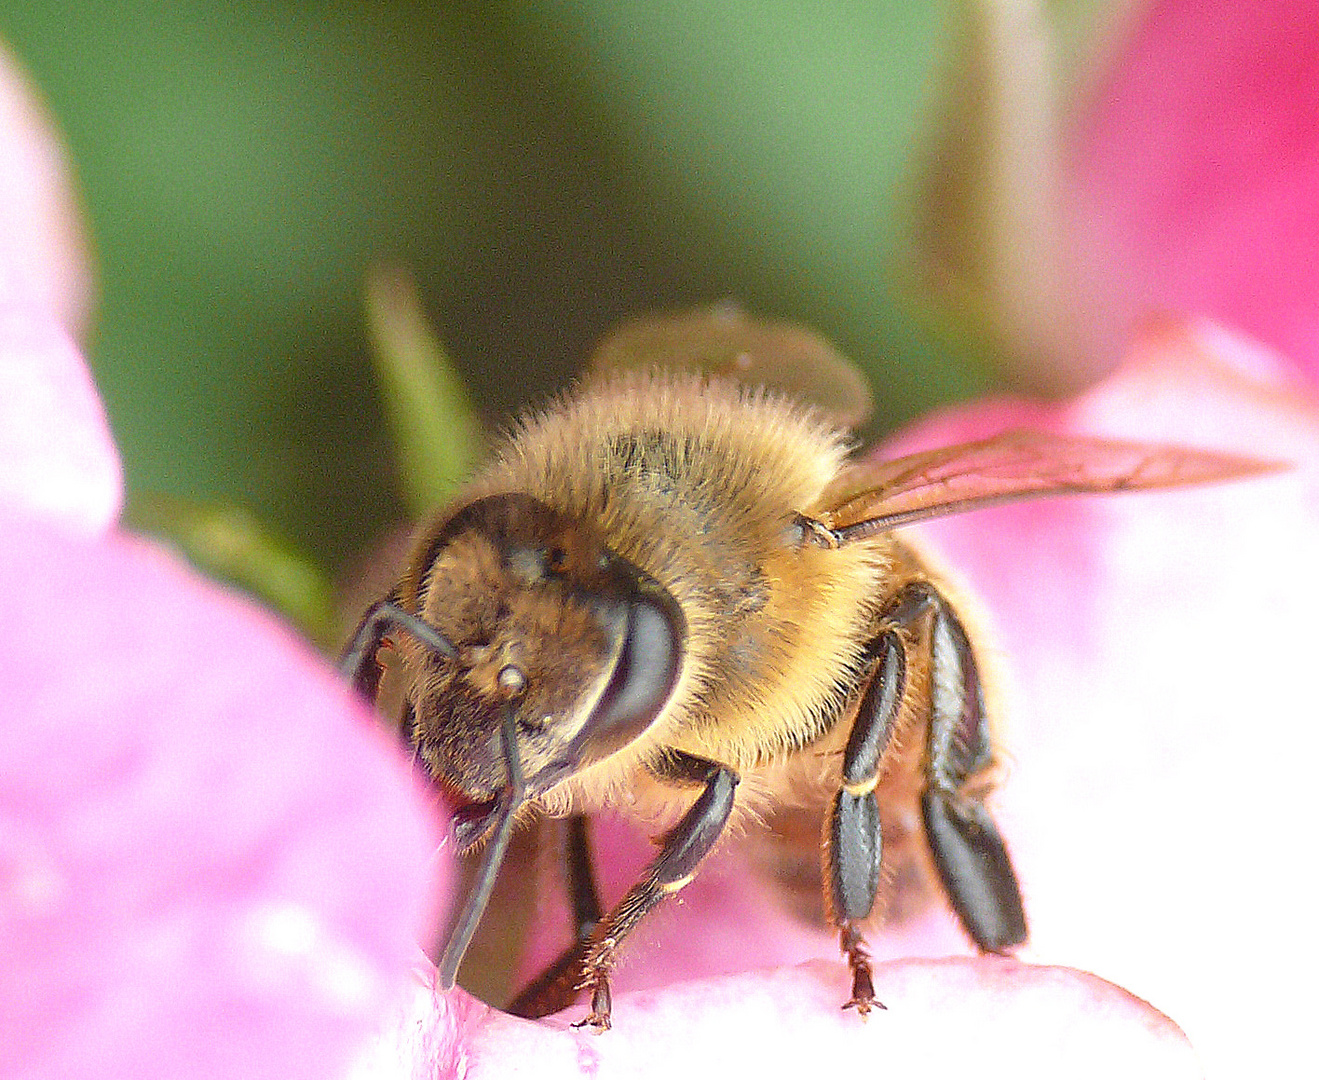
826;628;904;1015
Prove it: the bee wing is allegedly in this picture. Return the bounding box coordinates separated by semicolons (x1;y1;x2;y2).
586;302;873;430
819;428;1284;541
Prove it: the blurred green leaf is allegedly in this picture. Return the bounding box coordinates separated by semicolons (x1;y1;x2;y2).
512;2;985;418
365;266;480;517
4;2;1030;575
910;0;1068;389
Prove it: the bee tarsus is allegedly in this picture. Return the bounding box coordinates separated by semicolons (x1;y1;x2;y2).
571;976;613;1033
840;925;884;1015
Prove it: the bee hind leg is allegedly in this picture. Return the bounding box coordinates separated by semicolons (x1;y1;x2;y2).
826;629;904;1015
912;582;1028;952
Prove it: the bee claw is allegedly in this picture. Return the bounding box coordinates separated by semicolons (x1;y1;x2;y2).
842;995;888;1017
571;974;613;1033
571;1011;612;1034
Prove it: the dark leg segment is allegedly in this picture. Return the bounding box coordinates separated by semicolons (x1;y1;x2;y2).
505;816;604;1020
826;630;905;1014
895;582;1028;952
565;814;605;938
573;755;738;1031
920;793;1025;952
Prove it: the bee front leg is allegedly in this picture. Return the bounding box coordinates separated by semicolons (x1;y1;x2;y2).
826;629;904;1015
505;815;604;1019
904;582;1028;953
572;754;739;1032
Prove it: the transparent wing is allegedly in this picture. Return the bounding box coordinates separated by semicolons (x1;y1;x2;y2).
587;302;873;430
819;428;1283;541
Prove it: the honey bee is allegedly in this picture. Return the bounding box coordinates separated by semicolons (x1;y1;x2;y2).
341;305;1276;1031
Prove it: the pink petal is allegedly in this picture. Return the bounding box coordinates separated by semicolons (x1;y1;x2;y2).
1067;0;1319;382
0;521;445;1080
0;304;122;533
896;320;1319;1077
0;43;94;335
378;959;1193;1079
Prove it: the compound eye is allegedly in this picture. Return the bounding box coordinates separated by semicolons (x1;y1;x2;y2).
575;593;683;762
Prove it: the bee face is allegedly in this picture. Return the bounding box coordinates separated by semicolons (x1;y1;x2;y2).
399;492;685;841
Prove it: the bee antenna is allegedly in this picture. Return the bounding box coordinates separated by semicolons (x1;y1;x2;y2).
339;601;457;701
436;701;526;990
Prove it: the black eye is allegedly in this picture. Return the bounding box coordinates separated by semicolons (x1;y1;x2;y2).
576;593;683;760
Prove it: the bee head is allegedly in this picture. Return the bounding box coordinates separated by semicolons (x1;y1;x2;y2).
398;493;684;847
